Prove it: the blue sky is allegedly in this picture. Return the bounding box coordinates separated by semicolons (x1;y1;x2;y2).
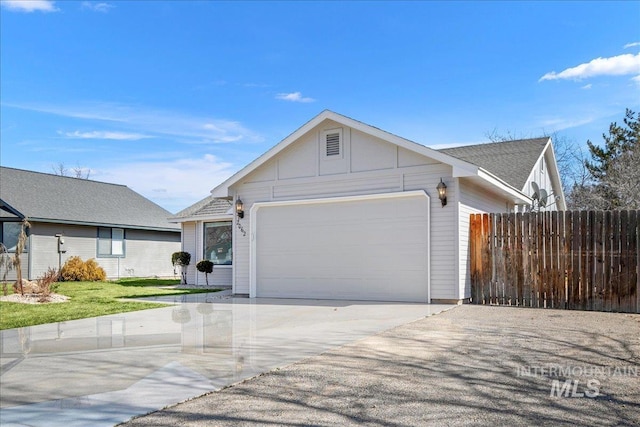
1;1;639;213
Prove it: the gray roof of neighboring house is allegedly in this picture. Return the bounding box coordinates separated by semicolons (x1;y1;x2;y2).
172;196;232;220
0;167;179;231
439;137;549;190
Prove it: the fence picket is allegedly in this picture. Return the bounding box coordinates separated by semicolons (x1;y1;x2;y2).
603;211;612;311
620;211;630;312
630;210;639;314
571;211;581;310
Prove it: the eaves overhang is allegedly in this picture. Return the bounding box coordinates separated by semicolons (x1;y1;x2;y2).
17;217;180;232
169;214;233;224
0;199;25;219
476;168;532;205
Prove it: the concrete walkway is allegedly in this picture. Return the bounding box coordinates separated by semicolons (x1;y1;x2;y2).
0;295;453;427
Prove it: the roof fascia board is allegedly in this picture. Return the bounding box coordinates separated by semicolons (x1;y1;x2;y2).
477;169;532;204
23;218;179;232
169;214;233;224
212;110;480;197
0;200;25;219
542;139;567;210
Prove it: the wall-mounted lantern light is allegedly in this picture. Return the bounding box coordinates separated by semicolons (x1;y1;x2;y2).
235;197;244;218
437;178;447;207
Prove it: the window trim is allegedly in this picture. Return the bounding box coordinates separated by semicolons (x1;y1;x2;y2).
203;221;233;266
97;227;126;258
0;221;29;253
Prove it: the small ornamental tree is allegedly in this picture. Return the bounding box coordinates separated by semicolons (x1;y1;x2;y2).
196;259;214;286
13;219;31;295
171;251;191;285
0;243;13;296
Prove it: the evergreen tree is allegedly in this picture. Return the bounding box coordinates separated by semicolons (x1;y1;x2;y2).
573;109;640;210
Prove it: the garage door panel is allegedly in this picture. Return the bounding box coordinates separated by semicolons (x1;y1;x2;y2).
254;193;429;302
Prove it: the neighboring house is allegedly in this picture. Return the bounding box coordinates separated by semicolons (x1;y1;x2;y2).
0;167;181;280
173;110;565;303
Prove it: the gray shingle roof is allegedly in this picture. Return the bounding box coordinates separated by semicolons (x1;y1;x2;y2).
439;137;549;190
172;196;232;220
0;167;179;231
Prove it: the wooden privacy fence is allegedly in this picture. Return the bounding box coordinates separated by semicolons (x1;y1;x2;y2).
470;211;639;313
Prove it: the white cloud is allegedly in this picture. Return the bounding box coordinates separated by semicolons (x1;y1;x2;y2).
624;42;640;49
539;53;640;82
275;92;315;103
59;130;151;140
6;101;263;144
1;0;58;12
581;83;592;90
81;1;114;13
537;116;595;131
93;154;236;214
632;75;640;85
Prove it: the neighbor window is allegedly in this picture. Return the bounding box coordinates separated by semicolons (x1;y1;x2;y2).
97;227;125;257
1;222;27;253
204;222;232;265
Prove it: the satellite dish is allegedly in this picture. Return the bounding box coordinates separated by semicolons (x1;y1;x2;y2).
539;189;548;208
531;181;540;200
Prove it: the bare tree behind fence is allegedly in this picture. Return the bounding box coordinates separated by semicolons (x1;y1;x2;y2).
470;211;639;313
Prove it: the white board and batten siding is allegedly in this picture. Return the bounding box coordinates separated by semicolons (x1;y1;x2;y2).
230;119;460;301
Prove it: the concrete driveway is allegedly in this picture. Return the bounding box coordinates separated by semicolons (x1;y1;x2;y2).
0;293;453;427
121;304;640;427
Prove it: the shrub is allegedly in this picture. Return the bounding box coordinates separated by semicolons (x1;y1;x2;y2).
171;251;191;284
37;267;61;302
171;251;191;267
60;256;107;281
196;259;214;286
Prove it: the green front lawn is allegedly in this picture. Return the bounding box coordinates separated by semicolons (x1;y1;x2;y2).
0;278;215;330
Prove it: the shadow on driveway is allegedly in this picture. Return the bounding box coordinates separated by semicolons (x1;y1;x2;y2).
122;305;640;427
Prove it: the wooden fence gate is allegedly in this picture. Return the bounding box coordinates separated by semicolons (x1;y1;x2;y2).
469;210;639;313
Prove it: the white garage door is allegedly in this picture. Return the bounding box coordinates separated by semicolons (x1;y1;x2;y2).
251;191;429;302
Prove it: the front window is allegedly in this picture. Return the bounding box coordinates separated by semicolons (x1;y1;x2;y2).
204;222;232;265
1;222;27;252
98;227;125;257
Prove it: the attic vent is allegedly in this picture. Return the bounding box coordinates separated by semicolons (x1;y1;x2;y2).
325;132;340;156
